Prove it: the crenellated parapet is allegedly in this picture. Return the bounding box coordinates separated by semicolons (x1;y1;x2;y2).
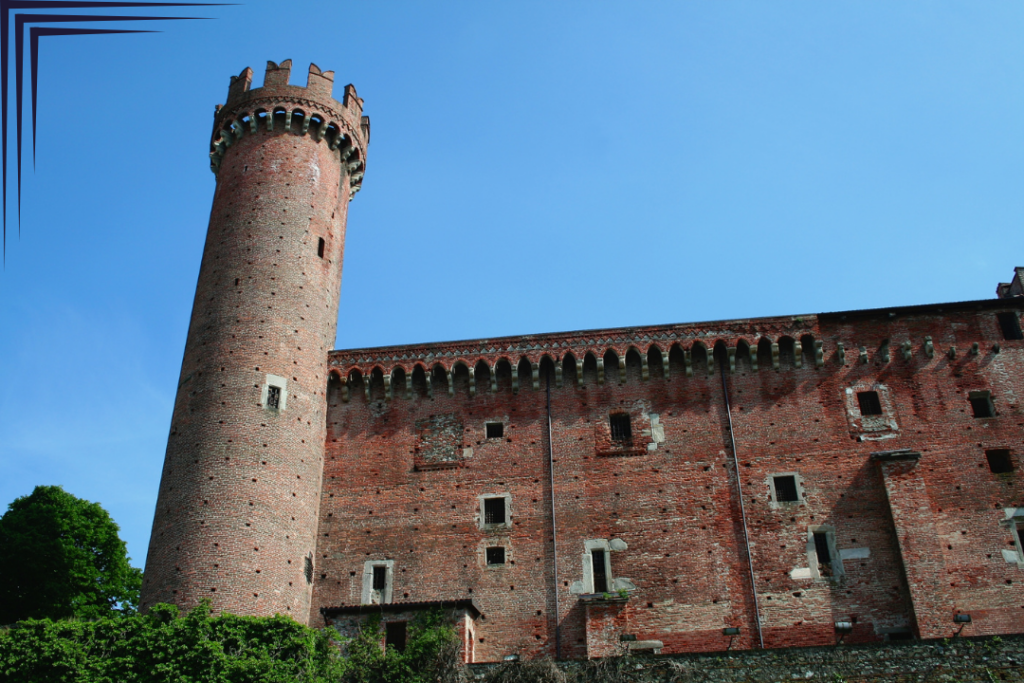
326;298;1024;403
209;60;369;199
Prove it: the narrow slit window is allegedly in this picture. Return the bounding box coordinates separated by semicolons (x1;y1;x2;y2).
317;237;325;258
385;622;407;652
267;385;281;410
484;497;506;525
486;547;506;565
234;278;240;287
986;449;1014;474
773;475;799;502
304;555;313;585
970;391;995;418
813;532;832;565
372;565;387;591
857;391;882;416
486;422;504;439
997;312;1023;340
591;549;609;593
609;413;632;441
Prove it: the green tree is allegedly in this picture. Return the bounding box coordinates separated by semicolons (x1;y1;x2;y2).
0;485;142;623
0;601;347;683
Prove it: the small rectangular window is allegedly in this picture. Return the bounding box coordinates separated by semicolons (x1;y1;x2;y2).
385;622;407;652
773;475;799;502
609;413;632;441
592;549;609;593
317;237;326;258
813;532;832;565
857;391;882;416
997;312;1023;340
267;385;281;410
484;497;506;525
486;547;506;565
372;565;387;591
986;449;1014;474
970;391;995;418
486;422;504;439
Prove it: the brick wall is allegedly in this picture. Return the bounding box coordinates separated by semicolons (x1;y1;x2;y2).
315;301;1024;659
142;61;367;624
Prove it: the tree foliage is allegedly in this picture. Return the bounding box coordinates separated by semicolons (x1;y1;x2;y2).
0;485;143;623
339;610;464;683
0;602;346;683
0;602;464;683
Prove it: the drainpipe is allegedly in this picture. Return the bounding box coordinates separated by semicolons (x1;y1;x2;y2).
546;372;562;659
720;362;764;649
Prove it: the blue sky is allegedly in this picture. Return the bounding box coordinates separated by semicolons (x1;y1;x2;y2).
2;1;1023;569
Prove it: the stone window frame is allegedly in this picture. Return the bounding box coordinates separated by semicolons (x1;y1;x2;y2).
478;493;512;531
261;373;288;411
806;525;844;580
1000;508;1024;568
844;382;898;435
360;559;394;605
769;472;805;506
478;536;511;570
582;539;614;594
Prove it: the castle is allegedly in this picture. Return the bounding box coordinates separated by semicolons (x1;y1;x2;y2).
142;61;1024;663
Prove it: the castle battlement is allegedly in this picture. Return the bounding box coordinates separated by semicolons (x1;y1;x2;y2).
210;60;368;198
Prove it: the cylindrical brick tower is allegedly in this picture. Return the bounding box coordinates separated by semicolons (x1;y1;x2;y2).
142;60;368;624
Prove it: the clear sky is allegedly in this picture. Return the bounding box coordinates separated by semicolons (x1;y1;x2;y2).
2;1;1023;570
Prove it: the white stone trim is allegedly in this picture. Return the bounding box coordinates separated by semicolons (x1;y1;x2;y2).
360;559;394;605
261;373;288;411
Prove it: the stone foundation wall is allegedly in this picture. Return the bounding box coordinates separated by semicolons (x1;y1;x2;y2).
470;635;1024;682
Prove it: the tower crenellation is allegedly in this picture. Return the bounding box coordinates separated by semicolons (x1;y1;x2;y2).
211;60;367;199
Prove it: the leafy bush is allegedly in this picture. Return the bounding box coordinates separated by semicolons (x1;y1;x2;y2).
0;602;345;683
0;602;464;683
337;610;463;683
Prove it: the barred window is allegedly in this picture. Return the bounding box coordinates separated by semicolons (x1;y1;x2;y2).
773;475;799;502
372;565;387;591
484;497;506;525
609;413;632;441
486;547;506;565
267;385;281;410
857;391;882;416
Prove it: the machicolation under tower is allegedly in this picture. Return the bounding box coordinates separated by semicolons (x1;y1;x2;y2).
142;60;368;624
